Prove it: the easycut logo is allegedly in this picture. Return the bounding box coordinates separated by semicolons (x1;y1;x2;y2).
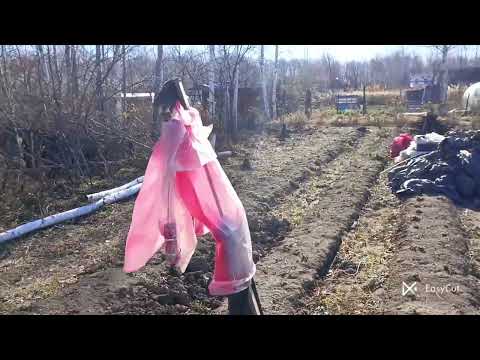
425;284;460;295
402;282;417;296
401;281;461;297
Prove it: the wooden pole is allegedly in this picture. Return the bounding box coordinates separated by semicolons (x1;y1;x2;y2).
363;84;367;115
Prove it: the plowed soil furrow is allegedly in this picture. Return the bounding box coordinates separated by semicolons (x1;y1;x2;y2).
255;128;393;314
214;127;394;314
226;127;367;244
459;210;480;282
301;168;402;315
0;126;366;315
381;196;480;315
301;173;480;316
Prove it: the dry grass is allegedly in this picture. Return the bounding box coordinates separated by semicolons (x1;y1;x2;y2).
440;113;480;130
278;112;308;129
447;87;468;109
313;108;421;129
472;117;480;130
0;200;130;314
335;90;402;107
305;173;401;315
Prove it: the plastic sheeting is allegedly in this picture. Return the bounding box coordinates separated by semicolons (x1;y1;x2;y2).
123;102;255;296
463;82;480;112
395;133;445;163
390;133;413;159
388;130;480;207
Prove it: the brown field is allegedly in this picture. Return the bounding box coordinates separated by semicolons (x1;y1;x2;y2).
2;107;480;315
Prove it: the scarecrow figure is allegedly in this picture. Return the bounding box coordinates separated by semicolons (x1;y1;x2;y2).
123;79;262;314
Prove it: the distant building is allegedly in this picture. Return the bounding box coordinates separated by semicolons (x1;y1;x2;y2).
406;73;440;108
409;74;433;89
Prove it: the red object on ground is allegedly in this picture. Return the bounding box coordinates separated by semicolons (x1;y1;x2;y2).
390;133;413;158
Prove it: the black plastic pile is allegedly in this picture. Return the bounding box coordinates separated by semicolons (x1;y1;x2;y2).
388;130;480;207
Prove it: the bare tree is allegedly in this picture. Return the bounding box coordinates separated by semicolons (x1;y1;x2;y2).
152;45;163;140
271;45;279;120
214;45;253;136
168;46;209;89
232;46;240;134
121;45;127;113
260;45;270;120
322;53;340;91
35;45;47;98
71;45;78;99
65;45;72;98
95;45;103;112
345;61;361;90
209;45;216;120
431;45;456;104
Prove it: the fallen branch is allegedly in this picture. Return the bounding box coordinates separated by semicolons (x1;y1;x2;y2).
87;176;144;201
401;112;428;117
217;151;232;158
449;109;468;115
86;152;232;201
1;140;234;243
0;184;141;244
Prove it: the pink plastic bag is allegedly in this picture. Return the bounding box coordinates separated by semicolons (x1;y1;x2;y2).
123;102;255;296
390;133;413;158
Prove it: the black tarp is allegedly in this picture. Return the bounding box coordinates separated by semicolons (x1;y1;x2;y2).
388;130;480;208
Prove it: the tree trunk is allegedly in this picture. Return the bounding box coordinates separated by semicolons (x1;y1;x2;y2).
441;46;449;105
271;45;279;120
46;46;56;100
152;45;163;141
122;45;127;113
52;45;62;101
71;45;78;99
101;45;105;81
224;80;230;136
65;45;71;98
232;47;239;136
363;84;367;115
232;68;239;135
46;46;62;123
95;45;103;113
35;46;46;98
14;130;26;169
36;45;50;84
209;45;216;120
260;45;270;120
